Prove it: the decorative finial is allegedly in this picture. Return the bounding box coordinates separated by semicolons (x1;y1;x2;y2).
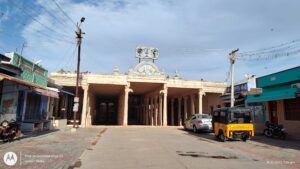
173;70;180;79
113;66;120;75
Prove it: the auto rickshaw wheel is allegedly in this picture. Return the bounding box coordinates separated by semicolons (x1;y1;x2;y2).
218;131;226;142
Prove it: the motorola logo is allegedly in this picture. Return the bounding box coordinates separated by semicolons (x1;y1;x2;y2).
3;152;17;166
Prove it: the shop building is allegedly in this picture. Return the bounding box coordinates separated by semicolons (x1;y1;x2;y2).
247;66;300;138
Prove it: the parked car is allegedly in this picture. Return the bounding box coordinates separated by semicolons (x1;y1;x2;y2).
184;114;212;133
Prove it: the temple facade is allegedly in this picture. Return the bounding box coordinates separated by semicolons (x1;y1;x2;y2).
49;47;226;127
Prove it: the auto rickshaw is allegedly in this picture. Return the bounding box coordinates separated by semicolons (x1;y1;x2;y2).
212;107;254;142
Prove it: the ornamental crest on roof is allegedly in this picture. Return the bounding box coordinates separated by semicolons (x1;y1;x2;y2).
128;46;165;77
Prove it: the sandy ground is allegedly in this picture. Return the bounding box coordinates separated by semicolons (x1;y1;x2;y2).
0;126;299;169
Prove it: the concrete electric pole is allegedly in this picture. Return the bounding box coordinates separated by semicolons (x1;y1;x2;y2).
229;49;239;108
73;17;85;128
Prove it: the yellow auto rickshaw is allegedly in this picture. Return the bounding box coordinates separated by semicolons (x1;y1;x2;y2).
212;107;254;142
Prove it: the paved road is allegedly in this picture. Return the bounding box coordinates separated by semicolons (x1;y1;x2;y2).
80;127;300;169
0;127;102;169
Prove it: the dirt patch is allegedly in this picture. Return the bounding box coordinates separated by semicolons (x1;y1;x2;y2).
177;151;238;159
68;159;82;169
197;137;217;144
91;128;107;146
91;140;97;145
100;128;107;134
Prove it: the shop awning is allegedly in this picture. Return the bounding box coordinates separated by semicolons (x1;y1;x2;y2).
0;73;59;98
33;88;59;98
60;89;74;96
246;87;300;103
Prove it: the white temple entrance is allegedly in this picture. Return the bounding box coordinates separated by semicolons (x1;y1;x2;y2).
49;46;226;127
88;84;124;125
128;82;164;125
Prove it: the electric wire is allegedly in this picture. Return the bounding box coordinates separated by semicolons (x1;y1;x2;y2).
10;0;74;40
236;38;300;61
38;0;75;32
54;43;77;71
51;0;77;27
62;44;77;71
238;38;300;56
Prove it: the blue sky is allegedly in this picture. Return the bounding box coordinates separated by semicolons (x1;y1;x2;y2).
0;0;300;82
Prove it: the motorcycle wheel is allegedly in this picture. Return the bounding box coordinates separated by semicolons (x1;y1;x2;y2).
264;129;272;137
279;133;286;140
8;130;16;142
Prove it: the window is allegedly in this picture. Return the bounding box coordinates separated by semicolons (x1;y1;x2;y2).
229;111;251;123
213;111;220;123
191;115;196;120
220;111;228;124
201;114;212;119
284;98;300;121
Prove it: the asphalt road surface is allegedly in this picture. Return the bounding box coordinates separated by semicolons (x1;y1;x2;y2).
79;127;300;169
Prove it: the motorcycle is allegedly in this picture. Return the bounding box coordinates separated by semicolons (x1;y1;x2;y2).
263;121;287;140
0;120;22;142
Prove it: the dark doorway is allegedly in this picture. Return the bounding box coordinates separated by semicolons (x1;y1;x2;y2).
269;101;278;124
93;97;118;125
128;94;143;125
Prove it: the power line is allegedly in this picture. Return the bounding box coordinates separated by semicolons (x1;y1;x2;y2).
237;48;300;61
238;38;300;56
10;0;73;40
51;0;77;27
238;44;300;58
29;27;75;44
37;1;75;31
237;44;300;59
236;38;300;61
9;1;76;45
54;43;77;71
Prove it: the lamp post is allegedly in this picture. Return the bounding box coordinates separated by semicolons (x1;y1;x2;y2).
73;17;85;128
229;49;239;108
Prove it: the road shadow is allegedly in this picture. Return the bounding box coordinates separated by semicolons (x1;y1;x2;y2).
178;128;219;144
250;134;300;151
0;129;60;145
179;128;300;151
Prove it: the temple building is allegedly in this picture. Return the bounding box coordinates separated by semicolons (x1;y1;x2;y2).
49;47;226;127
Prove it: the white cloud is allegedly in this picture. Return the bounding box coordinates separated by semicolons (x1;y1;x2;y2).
21;0;300;81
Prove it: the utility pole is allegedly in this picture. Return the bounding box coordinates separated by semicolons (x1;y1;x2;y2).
21;42;27;55
229;49;239;108
73;17;85;128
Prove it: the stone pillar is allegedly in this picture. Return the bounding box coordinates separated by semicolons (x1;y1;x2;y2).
117;93;124;125
190;94;195;115
198;89;205;114
123;85;132;126
81;85;89;127
145;97;149;125
149;97;153;126
142;103;145;125
154;96;158;126
163;91;168;126
183;96;188;120
171;98;175;126
178;97;182;126
158;94;163;126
